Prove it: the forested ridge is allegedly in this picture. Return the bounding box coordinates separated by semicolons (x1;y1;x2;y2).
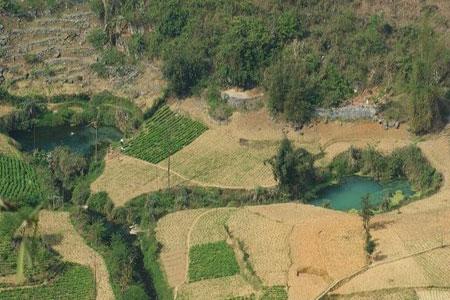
1;0;449;134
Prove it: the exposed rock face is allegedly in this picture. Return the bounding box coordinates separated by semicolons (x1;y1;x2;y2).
221;88;264;110
316;105;377;121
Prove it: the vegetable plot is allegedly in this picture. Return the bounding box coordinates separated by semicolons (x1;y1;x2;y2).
0;155;42;205
124;106;207;164
0;264;95;300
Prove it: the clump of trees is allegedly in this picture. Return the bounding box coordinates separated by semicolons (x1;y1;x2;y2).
84;1;449;135
330;145;442;195
266;138;317;200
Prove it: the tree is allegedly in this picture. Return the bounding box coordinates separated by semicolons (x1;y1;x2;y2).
216;17;274;88
15;204;42;284
266;138;316;200
265;42;320;125
360;195;375;256
408;23;449;134
48;147;87;198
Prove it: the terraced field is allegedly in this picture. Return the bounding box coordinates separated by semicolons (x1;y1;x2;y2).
0;264;95;300
125;106;208;163
0;154;42;204
0;4;165;105
156;204;366;300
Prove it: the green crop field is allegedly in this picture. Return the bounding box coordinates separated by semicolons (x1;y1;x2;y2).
124;106;207;163
260;286;288;300
0;212;23;276
0;155;42;205
0;264;95;300
188;241;239;282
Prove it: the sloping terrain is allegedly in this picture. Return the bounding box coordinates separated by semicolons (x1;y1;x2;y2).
0;4;164;107
38;210;114;300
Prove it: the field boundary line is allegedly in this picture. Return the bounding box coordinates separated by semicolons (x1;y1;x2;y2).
120;153;277;190
315;244;450;299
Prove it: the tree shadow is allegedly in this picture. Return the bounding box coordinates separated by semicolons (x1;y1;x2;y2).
370;220;395;231
41;234;64;247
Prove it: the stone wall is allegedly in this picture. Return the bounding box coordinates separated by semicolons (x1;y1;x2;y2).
316;105;377;121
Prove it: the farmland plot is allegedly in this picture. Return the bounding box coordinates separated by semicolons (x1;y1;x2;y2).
0;264;95;300
156;209;208;288
190;208;236;246
177;275;254;300
227;208;292;286
0;155;43;204
124;106;207;164
91;151;185;206
188;241;239;282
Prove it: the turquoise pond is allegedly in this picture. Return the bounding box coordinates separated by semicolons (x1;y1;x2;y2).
311;176;414;211
10;126;122;155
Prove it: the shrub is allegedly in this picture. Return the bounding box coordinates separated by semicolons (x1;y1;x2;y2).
24;53;41;64
123;285;148;300
87;28;108;50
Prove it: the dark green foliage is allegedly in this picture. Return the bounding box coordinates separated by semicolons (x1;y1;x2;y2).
216;17;274;88
330;145;442;196
266;138;316;200
265;43;319;124
71;181;91;205
188;241;239;282
87;28;108;50
140;234;173;300
48;147;87;192
86;192;112;216
162;40;210;97
122;285;148;300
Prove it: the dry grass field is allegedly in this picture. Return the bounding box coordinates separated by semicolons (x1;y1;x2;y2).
38;210;114;300
189;208;236;246
93;97;413;206
91;150;187;206
155;209;208;288
0;133;21;158
156;203;367;299
1;4;165;106
331;131;450;298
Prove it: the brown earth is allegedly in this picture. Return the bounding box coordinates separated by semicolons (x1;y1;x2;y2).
0;4;165;106
331;129;450;297
38;210;115;300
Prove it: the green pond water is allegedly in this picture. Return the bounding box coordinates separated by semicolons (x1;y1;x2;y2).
311;176;414;211
10;126;122;155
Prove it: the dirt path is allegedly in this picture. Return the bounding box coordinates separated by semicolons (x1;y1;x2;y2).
38;210;115;300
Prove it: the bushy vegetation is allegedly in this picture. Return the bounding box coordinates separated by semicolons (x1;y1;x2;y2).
266;138;318;200
330;145;442;196
124;105;207;163
188;241;239;282
0;264;95;300
0;0;80;16
87;0;449;134
0;89;143;135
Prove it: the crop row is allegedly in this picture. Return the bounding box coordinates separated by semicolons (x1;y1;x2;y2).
0;264;95;300
0;155;42;203
124;106;208;164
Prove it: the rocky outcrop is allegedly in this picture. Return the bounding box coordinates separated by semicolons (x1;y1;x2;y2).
221;88;264;110
316;105;377;121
